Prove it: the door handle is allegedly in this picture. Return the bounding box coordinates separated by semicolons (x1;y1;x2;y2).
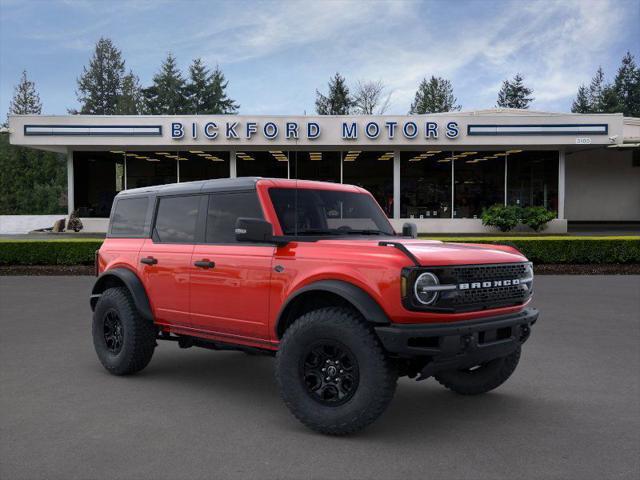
140;256;158;265
194;260;215;269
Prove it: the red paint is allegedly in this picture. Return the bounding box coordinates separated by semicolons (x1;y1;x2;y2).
98;179;531;350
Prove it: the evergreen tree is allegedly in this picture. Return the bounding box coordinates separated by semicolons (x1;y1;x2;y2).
571;85;591;113
8;70;42;116
587;66;607;112
409;76;460;114
143;53;188;114
315;73;353;115
613;51;640;117
186;58;209;114
75;37;126;114
496;73;534;109
116;71;144;115
207;65;239;114
185;59;239;114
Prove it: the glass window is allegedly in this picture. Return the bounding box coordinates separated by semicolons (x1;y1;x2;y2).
401;151;452;218
454;151;505;218
110;197;149;236
205;192;264;244
269;187;394;236
154;195;200;243
507;150;558;212
290;151;341;183
343;151;394;217
176;151;230;182
74;151;125;217
126;153;177;189
236;151;288;178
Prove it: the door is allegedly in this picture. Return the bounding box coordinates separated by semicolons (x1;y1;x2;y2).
189;191;274;342
138;194;203;327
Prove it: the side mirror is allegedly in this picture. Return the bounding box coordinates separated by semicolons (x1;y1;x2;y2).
235;217;277;244
401;222;418;238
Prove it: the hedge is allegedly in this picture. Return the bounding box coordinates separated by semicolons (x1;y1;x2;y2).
0;239;104;265
0;237;638;266
420;236;640;264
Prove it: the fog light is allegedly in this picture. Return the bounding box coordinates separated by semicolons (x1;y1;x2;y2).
414;272;440;305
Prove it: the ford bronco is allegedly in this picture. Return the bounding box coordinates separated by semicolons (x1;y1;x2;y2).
91;177;537;435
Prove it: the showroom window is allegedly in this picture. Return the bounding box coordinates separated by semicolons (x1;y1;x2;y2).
343;150;394;217
401;150;452;218
290;151;341;183
453;151;505;219
507;150;558;212
236;151;289;178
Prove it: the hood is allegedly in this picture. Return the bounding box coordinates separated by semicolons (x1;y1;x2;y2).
397;239;527;266
316;238;527;266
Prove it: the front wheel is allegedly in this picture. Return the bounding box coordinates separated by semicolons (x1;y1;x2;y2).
92;287;156;375
434;347;521;395
275;307;397;435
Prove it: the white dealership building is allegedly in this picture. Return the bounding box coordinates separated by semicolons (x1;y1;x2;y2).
5;109;640;233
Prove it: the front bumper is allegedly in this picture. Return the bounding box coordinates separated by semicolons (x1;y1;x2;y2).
375;307;538;378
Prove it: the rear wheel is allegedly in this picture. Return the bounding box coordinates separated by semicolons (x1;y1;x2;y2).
275;307;397;435
434;347;521;395
92;287;156;375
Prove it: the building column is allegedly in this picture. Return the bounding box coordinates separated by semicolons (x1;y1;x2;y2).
393;150;400;219
558;149;566;219
229;150;237;178
67;149;74;216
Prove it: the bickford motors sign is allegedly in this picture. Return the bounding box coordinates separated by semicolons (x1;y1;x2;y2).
171;119;461;141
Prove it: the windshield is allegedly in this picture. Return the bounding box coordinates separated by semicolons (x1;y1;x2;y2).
269;188;395;236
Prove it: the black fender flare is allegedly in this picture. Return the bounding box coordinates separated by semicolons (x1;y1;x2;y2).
275;280;390;338
90;268;154;322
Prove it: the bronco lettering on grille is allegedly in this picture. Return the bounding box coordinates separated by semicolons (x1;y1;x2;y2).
459;279;521;290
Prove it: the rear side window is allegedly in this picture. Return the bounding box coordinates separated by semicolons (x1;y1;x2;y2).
206;192;263;243
110;197;149;236
154;195;200;243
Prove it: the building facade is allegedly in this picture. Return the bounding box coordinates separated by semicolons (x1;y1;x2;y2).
6;109;640;233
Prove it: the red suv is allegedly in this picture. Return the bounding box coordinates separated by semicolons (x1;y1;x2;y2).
91;177;537;435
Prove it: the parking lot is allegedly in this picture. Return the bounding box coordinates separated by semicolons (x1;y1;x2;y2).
1;275;638;480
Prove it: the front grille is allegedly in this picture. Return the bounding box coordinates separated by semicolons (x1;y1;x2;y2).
451;263;528;283
404;262;533;313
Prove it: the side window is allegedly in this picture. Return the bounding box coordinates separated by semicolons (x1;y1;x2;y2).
206;192;264;243
154;195;200;243
110;197;149;236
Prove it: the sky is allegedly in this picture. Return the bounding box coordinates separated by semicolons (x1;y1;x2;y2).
0;0;638;117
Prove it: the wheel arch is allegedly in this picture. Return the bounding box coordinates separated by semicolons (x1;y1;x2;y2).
90;268;154;322
275;280;390;339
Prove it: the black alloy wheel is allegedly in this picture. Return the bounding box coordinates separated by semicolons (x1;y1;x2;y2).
103;309;124;354
301;341;359;406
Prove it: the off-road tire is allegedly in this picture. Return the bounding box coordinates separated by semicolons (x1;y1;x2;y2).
92;287;156;375
434;347;521;395
275;307;397;435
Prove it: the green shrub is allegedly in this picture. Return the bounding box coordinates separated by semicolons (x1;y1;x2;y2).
0;237;638;267
481;205;520;232
521;206;556;232
0;239;103;265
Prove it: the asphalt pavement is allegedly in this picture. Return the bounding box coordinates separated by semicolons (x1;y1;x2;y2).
0;275;638;480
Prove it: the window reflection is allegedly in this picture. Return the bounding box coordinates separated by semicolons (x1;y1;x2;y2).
401;151;452;218
507;150;558;212
343;151;394;217
454;151;505;218
236;151;288;178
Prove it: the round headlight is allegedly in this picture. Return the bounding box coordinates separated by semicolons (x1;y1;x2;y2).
414;272;440;305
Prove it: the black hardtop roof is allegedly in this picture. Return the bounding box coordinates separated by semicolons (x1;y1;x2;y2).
117;177;261;198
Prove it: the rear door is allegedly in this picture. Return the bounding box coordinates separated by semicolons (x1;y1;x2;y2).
189;191;274;343
138;194;204;327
